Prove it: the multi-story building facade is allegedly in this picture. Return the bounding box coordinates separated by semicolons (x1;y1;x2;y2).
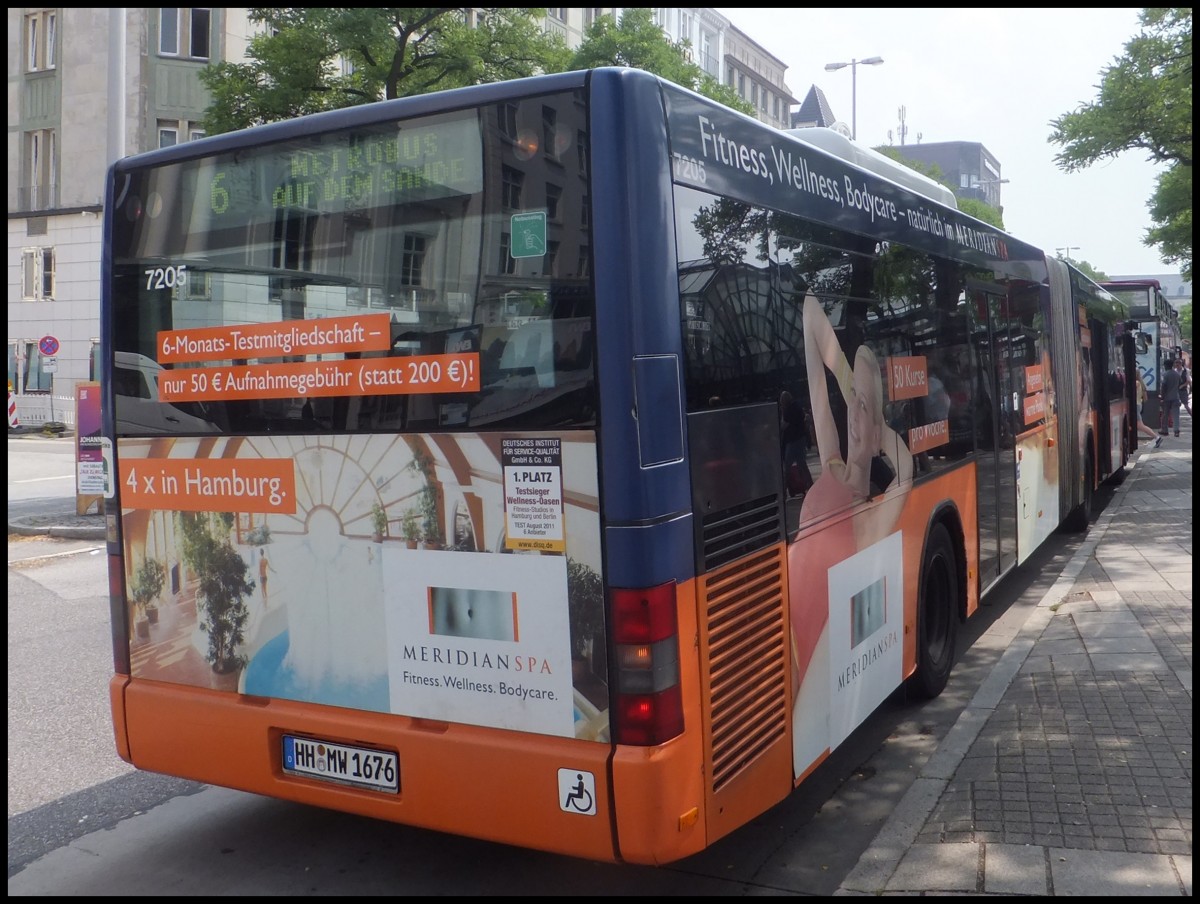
889;140;1007;209
7;8;793;405
721;24;795;131
9;8;255;400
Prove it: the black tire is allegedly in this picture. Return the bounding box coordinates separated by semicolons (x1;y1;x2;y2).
907;522;959;700
1107;426;1128;484
1062;451;1094;533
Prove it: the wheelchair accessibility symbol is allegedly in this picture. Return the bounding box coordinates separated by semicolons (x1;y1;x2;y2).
557;768;597;816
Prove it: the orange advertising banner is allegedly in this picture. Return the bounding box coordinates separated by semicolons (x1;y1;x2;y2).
157;353;480;402
1025;365;1044;393
907;419;949;454
118;458;297;513
1024;391;1047;425
886;355;929;402
157;314;393;363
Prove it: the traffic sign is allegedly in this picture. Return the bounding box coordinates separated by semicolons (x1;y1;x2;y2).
39;335;60;356
43;357;58;373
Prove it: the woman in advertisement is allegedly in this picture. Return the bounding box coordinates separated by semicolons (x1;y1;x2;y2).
789;293;914;775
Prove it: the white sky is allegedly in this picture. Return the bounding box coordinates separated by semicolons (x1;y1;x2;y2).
717;8;1171;277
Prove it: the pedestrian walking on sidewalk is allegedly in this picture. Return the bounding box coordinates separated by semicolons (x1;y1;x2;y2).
1134;370;1161;447
1180;357;1192;417
1159;357;1184;438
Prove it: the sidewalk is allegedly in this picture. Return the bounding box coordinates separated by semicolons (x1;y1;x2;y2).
839;409;1193;896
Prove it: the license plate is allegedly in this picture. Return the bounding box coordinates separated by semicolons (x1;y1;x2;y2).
282;735;399;793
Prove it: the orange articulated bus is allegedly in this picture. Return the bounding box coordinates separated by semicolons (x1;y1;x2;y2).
101;67;1131;865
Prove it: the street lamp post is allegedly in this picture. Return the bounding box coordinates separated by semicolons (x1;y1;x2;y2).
1055;246;1080;261
970;177;1009;205
824;56;884;140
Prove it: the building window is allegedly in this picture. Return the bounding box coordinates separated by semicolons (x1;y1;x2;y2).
160;8;179;54
181;271;212;300
548;8;567;21
545;183;562;221
544;241;559;277
576;130;588;177
159;119;206;146
160;8;211;59
24;129;57;210
502;166;524;210
401;235;427;286
22;248;56;301
497;102;518;140
499;233;516;275
542;105;557;157
9;341;53;393
25;10;57;72
190;8;211;57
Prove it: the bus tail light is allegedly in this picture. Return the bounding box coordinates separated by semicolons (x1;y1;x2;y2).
610;582;683;745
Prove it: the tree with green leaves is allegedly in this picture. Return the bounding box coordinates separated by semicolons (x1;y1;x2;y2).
1049;8;1192;280
570;9;753;115
199;8;572;134
1063;258;1109;283
954;197;1004;230
200;8;755;136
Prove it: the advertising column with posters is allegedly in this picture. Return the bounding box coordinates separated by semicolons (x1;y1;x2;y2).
75;382;109;512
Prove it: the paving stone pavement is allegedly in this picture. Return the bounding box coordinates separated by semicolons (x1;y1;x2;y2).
839;410;1192;896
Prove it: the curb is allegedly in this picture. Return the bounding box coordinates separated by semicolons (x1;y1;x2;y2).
9;522;107;540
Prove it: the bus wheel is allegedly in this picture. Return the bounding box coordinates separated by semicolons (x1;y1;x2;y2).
1108;428;1129;484
908;522;959;700
1063;452;1094;533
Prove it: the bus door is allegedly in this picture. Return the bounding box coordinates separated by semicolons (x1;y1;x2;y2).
1089;317;1116;475
969;284;1018;592
1134;323;1162;429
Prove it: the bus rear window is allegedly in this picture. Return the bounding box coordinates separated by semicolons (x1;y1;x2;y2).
108;92;595;435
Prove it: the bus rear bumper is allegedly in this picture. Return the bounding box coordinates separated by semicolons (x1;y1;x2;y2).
116;678;631;861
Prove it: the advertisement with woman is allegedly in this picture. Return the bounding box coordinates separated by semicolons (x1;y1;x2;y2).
789;294;916;778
